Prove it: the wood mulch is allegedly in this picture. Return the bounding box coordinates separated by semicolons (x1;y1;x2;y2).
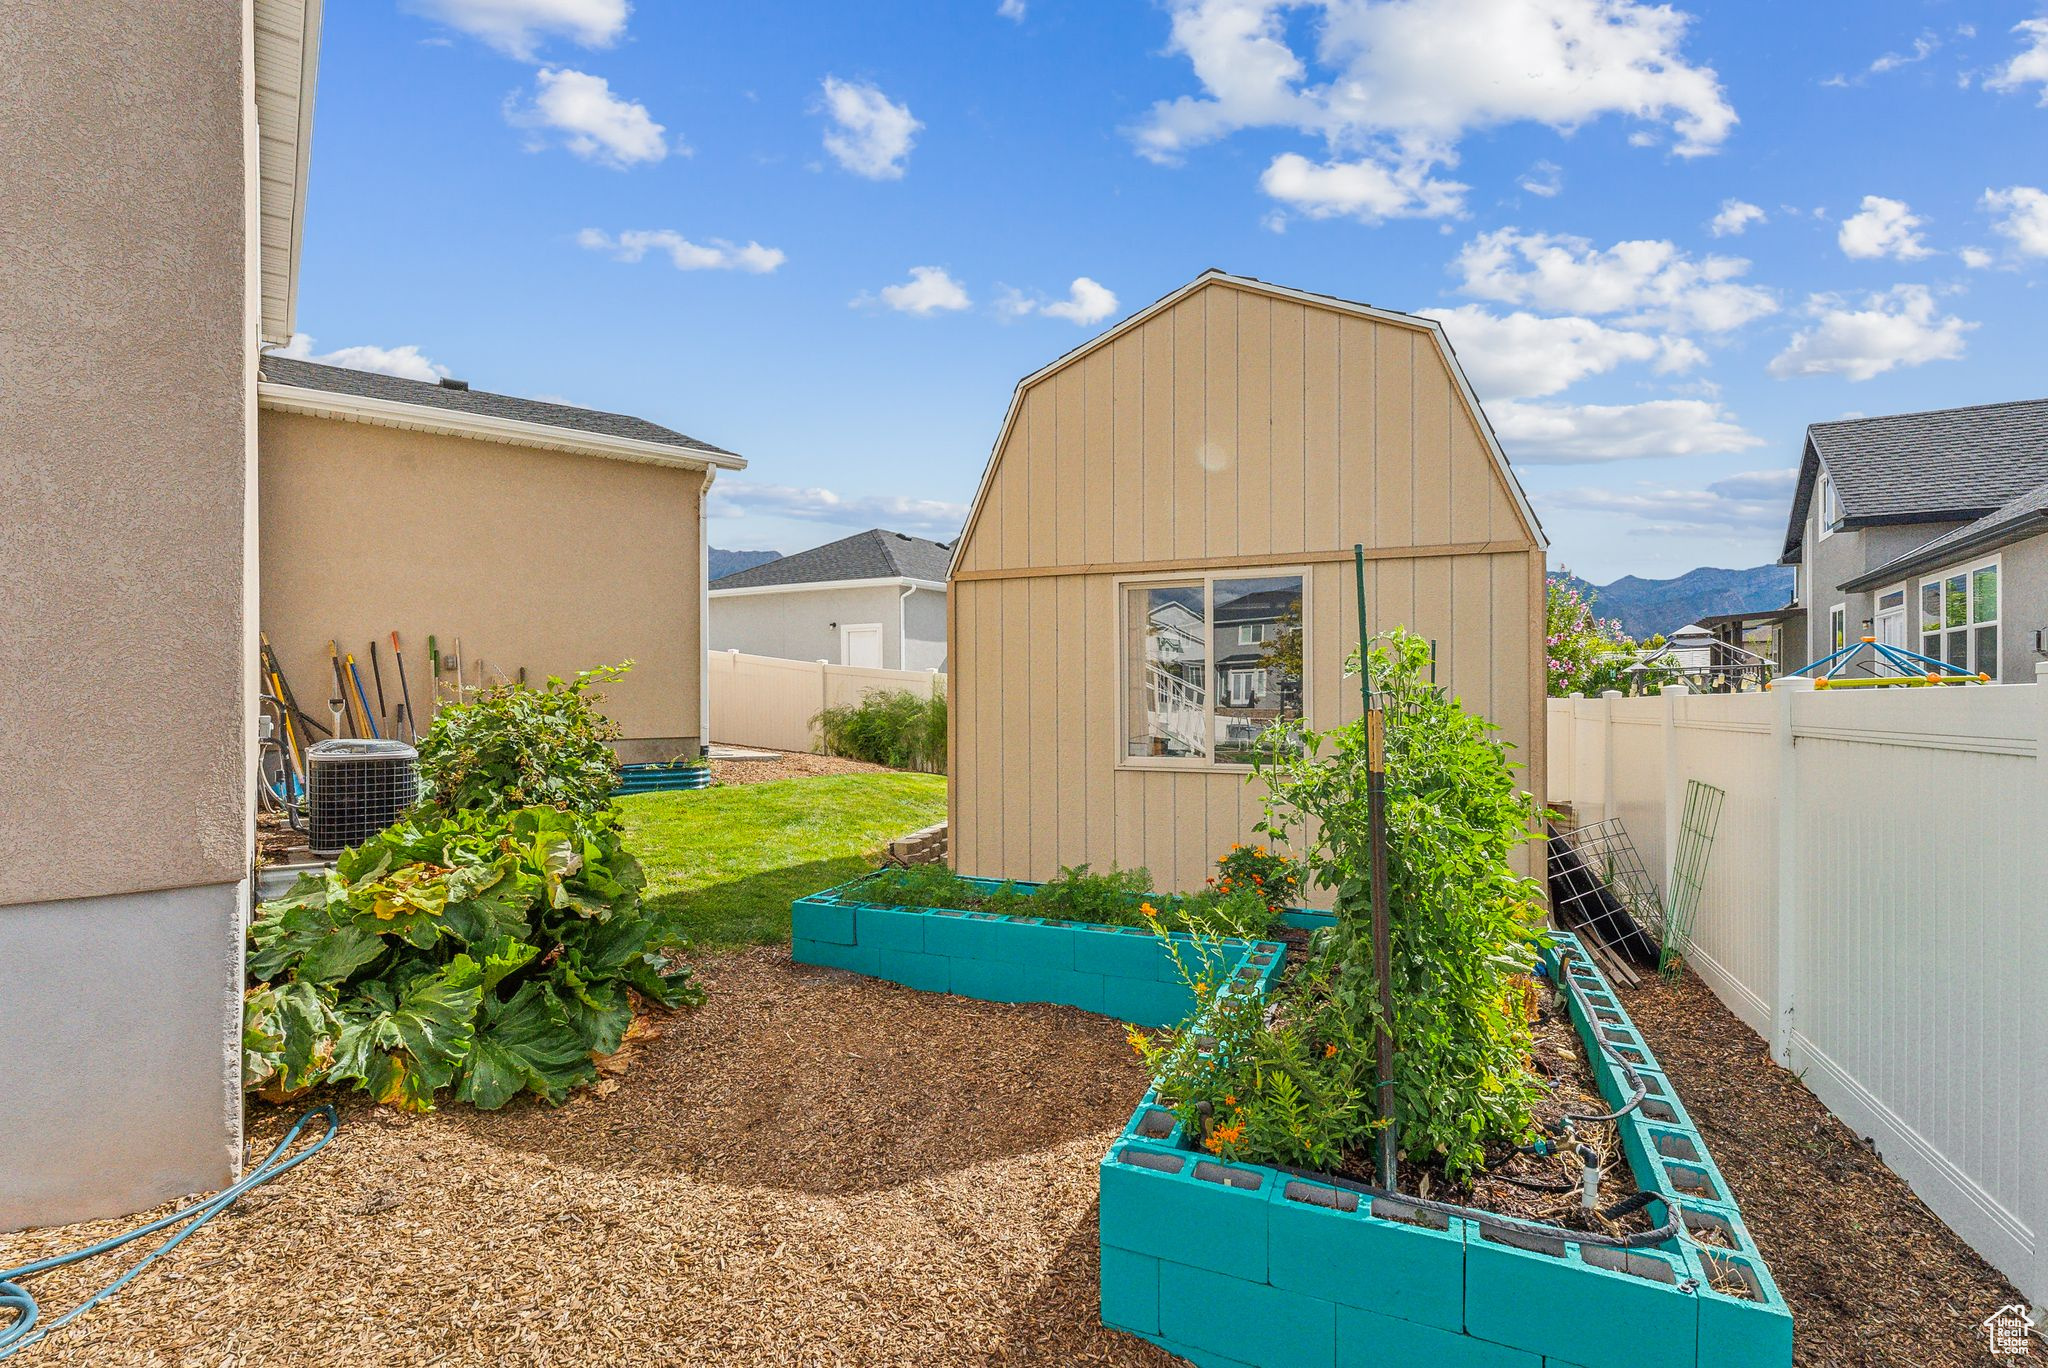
1618;966;2031;1368
709;751;894;786
0;949;1177;1368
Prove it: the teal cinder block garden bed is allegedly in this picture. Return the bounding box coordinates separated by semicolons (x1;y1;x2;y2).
788;878;1788;1368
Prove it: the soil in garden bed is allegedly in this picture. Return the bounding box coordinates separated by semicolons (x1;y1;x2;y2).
1621;966;2033;1368
1323;979;1657;1237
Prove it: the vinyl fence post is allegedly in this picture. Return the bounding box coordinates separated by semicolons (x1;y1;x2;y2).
1659;685;1688;901
1600;689;1622;824
1770;677;1815;1067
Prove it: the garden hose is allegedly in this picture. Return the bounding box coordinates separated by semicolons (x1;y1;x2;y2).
1548;947;1650;1127
0;1107;337;1360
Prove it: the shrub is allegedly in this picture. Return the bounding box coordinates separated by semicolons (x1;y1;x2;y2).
1208;842;1304;919
1545;576;1636;697
415;665;628;818
244;805;700;1112
812;687;946;773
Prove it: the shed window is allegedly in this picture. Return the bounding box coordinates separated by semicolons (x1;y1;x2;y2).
1124;572;1305;768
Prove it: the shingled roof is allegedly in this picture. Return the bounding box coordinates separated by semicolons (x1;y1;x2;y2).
710;529;954;590
1781;397;2048;562
1844;476;2048;591
259;355;741;462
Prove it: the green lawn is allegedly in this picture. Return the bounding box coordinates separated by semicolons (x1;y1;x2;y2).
619;773;948;950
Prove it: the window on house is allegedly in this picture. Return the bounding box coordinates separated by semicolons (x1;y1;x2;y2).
1818;468;1842;538
1830;604;1846;653
1918;560;1999;678
1124;572;1305;767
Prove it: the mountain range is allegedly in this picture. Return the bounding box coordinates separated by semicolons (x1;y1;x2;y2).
1559;565;1795;641
708;548;781;580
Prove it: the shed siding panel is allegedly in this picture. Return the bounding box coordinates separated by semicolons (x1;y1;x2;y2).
948;277;1543;897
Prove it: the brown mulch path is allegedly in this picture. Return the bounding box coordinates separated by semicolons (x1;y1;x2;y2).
710;751;894;785
0;949;1179;1368
1618;967;2030;1368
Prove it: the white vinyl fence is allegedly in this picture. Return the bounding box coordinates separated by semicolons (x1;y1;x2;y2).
1549;673;2048;1305
708;649;944;754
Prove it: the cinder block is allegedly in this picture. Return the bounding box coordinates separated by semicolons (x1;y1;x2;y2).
874;950;950;994
1268;1179;1465;1333
948;955;1053;1005
855;905;928;955
1464;1225;1697;1368
1159;1259;1338;1368
1122;1102;1182;1146
1674;1198;1758;1259
1335;1303;1541;1368
1073;925;1176;981
1103;975;1201;1030
922;909;999;959
792;936;868;974
1144;1332;1259;1368
1098;1146;1271;1282
791;897;855;945
988;917;1076;970
1049;968;1107;1015
1691;1248;1793;1368
1100;1245;1161;1336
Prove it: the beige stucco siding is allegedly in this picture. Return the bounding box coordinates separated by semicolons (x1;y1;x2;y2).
259;410;706;755
949;279;1545;897
0;4;257;907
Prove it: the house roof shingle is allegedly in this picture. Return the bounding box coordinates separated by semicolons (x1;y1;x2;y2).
1781;397;2048;561
710;529;954;590
1843;476;2048;591
259;355;740;461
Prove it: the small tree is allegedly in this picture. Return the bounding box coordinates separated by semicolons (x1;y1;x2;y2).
1545;574;1635;696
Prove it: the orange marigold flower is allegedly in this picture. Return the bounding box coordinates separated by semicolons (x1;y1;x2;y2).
1324;1043;1338;1058
1203;1134;1226;1154
1223;1094;1237;1106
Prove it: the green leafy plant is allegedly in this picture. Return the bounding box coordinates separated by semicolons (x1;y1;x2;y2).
849;861;1280;937
812;687;947;773
1208;842;1304;919
244;805;701;1112
1545;575;1637;697
415;665;629;818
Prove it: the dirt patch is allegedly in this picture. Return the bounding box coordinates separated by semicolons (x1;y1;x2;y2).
710;751;896;786
253;812;306;866
1620;967;2029;1368
0;949;1180;1368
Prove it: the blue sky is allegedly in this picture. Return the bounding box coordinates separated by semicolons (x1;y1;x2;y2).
290;0;2048;583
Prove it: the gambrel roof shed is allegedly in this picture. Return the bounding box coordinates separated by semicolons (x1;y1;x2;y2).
945;271;1549;896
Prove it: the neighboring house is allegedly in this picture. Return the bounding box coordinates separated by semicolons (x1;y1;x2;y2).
3;2;322;1228
709;528;951;671
260;356;743;761
947;270;1548;896
1780;399;2048;681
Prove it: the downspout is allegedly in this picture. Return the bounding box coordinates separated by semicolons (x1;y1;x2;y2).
898;583;914;672
699;468;714;755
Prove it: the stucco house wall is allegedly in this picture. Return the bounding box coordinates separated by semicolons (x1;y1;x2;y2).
0;3;258;1226
1799;498;1964;665
709;582;948;670
259;410;710;760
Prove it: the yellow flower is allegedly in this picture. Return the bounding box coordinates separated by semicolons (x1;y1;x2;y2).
1140;902;1156;916
1125;1027;1148;1057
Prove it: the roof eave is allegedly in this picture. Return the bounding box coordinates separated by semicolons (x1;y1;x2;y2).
258;382;747;471
709;575;947;597
1840;512;2048;592
255;0;323;347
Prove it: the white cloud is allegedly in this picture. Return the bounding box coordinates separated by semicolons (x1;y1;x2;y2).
1767;286;1974;382
1259;153;1467;222
1424;306;1701;401
576;228;785;273
819;77;921;180
1959;246;1996;269
858;266;972;316
1518;160;1563;198
1837;195;1932;261
1452;228;1776;333
1986;18;2048;104
998;0;1027;19
276;334;450;383
510;68;668;167
1002;277;1121;326
1868;33;1939;74
1489;398;1764;463
1709;199;1765;237
403;0;627;60
1540;467;1797;533
1984;185;2048;257
1135;0;1735;222
709;480;969;538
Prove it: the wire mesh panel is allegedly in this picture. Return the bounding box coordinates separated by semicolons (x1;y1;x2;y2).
1555;817;1665;964
1661;780;1725;976
306;739;419;855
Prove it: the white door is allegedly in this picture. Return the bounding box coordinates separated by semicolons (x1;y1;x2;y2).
1873;585;1907;673
840;623;884;669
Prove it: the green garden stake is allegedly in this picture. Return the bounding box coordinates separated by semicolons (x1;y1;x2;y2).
1355;544;1398;1192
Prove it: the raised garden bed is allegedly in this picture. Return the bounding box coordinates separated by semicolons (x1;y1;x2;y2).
614;760;712;794
791;874;1318;1028
1099;931;1792;1368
